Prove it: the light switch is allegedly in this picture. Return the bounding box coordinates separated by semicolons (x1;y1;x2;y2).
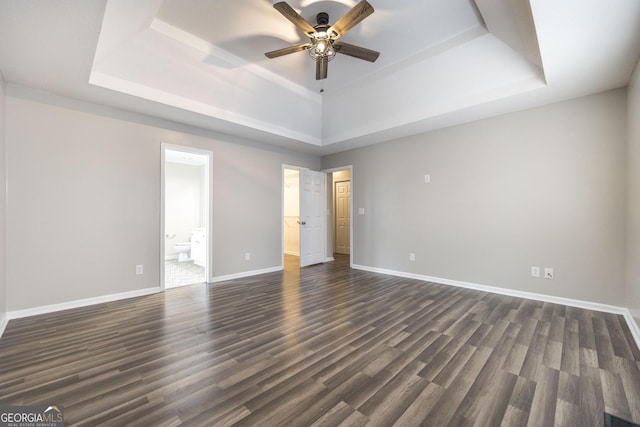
358;208;365;215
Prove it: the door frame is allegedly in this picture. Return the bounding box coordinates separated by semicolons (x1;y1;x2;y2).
282;164;304;268
161;143;212;289
323;165;354;267
282;166;302;260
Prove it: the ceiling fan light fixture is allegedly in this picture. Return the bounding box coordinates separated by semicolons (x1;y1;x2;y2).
308;34;336;62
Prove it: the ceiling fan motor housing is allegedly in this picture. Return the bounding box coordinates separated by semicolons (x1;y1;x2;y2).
316;12;330;26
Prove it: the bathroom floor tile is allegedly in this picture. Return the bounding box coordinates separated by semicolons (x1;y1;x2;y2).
165;259;205;288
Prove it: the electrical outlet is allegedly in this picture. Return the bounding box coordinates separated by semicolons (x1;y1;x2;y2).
136;265;143;275
531;266;540;277
358;208;365;215
245;252;251;261
424;174;431;183
409;253;415;261
544;268;554;279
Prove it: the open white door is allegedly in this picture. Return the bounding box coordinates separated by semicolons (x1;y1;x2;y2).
299;169;326;267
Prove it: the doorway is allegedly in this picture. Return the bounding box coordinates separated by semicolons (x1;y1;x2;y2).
161;145;211;288
326;167;353;265
334;178;351;255
282;166;327;269
283;168;300;269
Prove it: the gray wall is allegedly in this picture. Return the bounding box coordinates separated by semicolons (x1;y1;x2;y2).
0;72;6;324
2;81;635;314
323;89;628;306
628;61;640;323
5;88;319;311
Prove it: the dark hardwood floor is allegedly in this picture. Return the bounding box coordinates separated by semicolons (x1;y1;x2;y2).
1;254;640;426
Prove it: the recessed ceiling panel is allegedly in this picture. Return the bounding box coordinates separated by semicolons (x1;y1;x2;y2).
157;0;486;92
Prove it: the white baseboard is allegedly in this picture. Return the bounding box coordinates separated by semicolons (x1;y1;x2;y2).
0;313;8;340
3;264;639;352
325;257;335;262
209;266;283;283
7;287;162;321
623;311;640;350
352;264;640;349
1;264;287;338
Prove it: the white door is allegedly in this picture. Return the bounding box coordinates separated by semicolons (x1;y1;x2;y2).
335;181;351;255
300;169;326;267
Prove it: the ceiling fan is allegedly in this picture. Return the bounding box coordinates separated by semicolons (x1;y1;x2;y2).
265;0;380;80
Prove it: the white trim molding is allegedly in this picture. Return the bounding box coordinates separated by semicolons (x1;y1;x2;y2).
209;266;283;284
0;313;8;341
623;312;640;350
7;287;162;321
0;264;284;339
352;264;640;350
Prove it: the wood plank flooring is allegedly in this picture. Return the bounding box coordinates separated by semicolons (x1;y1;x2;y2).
1;254;640;426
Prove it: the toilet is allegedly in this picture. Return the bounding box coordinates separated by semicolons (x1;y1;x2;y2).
174;242;191;262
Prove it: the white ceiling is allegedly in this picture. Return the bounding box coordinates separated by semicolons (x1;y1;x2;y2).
1;0;639;155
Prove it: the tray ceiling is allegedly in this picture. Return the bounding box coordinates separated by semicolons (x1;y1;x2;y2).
1;0;639;154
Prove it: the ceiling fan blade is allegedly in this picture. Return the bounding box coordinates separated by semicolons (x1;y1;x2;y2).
316;57;328;80
328;0;374;39
334;42;379;62
265;43;312;59
273;2;316;36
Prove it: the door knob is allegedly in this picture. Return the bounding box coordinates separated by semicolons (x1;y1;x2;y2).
301;221;306;225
